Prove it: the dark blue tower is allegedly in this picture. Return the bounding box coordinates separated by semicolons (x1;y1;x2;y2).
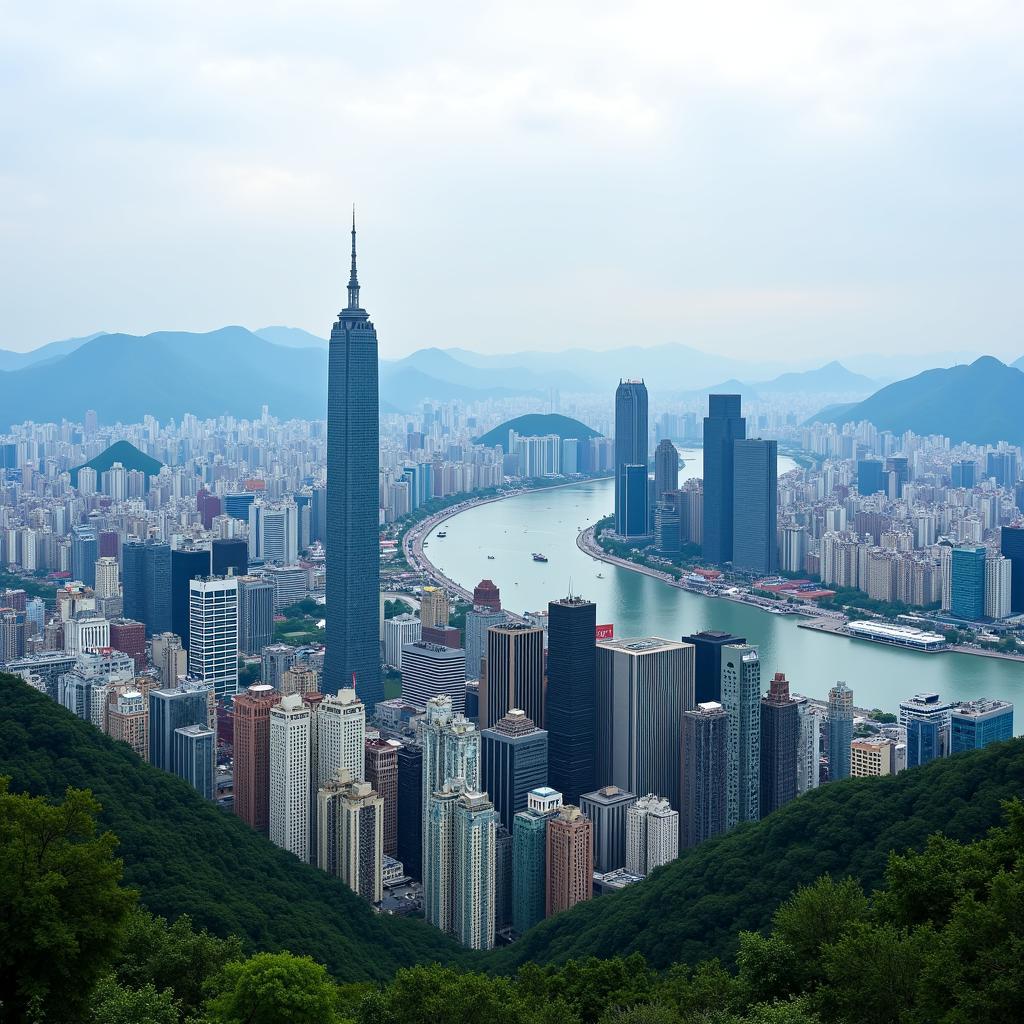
325;210;381;704
702;394;746;565
614;379;649;537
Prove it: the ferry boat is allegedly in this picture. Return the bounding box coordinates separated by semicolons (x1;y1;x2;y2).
532;552;549;563
487;554;495;560
596;572;604;579
437;531;447;538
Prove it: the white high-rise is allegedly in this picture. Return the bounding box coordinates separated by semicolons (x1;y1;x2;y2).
985;555;1013;620
626;793;679;876
94;557;120;599
317;688;365;787
270;693;311;863
188;576;239;701
421;695;480;813
317;777;384;902
454;790;497;950
383;612;421;669
63;612;110;654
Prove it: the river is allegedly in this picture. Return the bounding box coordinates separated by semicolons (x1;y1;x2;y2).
425;450;1024;722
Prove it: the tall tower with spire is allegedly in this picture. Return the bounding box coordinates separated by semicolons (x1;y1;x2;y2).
325;210;381;704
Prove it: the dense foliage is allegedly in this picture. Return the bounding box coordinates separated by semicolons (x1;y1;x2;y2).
0;675;467;982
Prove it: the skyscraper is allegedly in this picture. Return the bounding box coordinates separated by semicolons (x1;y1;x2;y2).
512;786;563;934
654;438;679;502
212;537;248;578
827;680;854;781
680;702;728;848
71;526;98;589
173;724;215;799
318;776;383;902
579;784;635;872
317;689;366;789
325;213;381;705
683;630;746;705
545;596;597;804
702;394;746;565
122;540;171;636
721;643;761;828
365;737;399;857
546;805;593;916
270;693;312;862
900;692;954;768
999;526;1024;615
424;781;462;934
759;672;798;817
626;794;678;876
484;623;545;729
233;683;279;833
188;576;239;701
614;379;649;538
149;685;210;772
950;699;1014;752
237;576;274;656
950;545;987;620
421;695;480;812
857;457;885;496
453;790;498;950
481;709;548;831
419;587;449;629
795;697;822;795
171;547;211;649
400;641;466;714
464;606;506;681
596;637;694;812
396;743;424;879
732;439;778;575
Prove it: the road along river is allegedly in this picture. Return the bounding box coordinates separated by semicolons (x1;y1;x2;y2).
423;453;1024;722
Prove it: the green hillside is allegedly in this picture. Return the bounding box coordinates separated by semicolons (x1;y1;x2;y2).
474;414;600;450
70;439;163;486
491;733;1024;972
0;675;467;981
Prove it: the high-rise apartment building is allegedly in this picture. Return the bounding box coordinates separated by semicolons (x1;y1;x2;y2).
680;702;728;848
795;697;822;795
94;556;119;599
365;737;399;857
512;786;563;934
151;632;187;687
237;577;274;656
759;672;798;817
545;596;597;804
383;613;421;670
270;693;312;862
827;681;854;781
317;688;366;789
683;630;746;705
188;576;239;701
484;623;545;729
280;666;320;697
596;637;694;813
421;695;480;812
721;643;761;828
851;738;901;777
546;805;593;916
984;555;1013;619
950;699;1014;752
702;394;746;564
579;784;636;872
106;689;148;761
233;683;279;833
424;781;462;934
481;709;548;831
325;216;381;706
400;641;466;714
317;776;383;902
614;379;649;538
419;587;449;629
173;724;215;799
454;790;498;950
625;794;679;876
731;439;778;575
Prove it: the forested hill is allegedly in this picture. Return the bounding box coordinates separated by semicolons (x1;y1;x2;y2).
0;674;467;981
491;732;1024;971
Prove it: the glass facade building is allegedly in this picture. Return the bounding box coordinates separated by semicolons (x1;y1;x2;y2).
614;379;649;537
950;545;987;620
701;394;746;565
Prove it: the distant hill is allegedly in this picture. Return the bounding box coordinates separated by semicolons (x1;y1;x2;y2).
474;413;600;449
254;325;328;349
70;440;163;487
0;332;107;371
0;675;467;980
756;360;876;395
1013;354;1024;370
491;734;1024;972
807;356;1024;445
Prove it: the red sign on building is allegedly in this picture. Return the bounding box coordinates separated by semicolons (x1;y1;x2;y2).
596;623;615;640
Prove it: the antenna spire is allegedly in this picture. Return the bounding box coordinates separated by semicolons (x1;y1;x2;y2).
347;206;360;309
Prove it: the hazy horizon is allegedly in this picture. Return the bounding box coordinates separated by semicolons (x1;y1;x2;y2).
3;2;1024;361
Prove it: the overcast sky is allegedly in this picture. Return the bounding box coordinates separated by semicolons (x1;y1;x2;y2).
2;1;1023;362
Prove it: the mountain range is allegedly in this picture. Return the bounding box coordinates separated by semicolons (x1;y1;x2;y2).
809;356;1024;446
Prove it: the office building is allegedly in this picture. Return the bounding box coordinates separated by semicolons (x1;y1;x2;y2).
546;596;597;804
684;630;746;705
732;439;778;575
263;564;308;611
63;612;110;654
721;643;761;829
106;689;148;761
579;784;635;872
481;709;548;831
152;632;187;687
1000;526;1024;614
422;624;460;647
950;699;1014;752
454;790;498;949
149;685;211;772
512;787;563;934
400;641;466;713
270;693;312;862
249;501;299;565
654;438;679;501
419;586;449;629
237;577;274;655
857;458;885;496
71;526;98;588
950;545;987;620
57;649;134;724
317;688;366;788
795;698;822;795
384;613;421;669
851;738;901;777
325;216;381;706
280;666;320;697
187;577;239;701
614;379;649;537
901;691;954;768
759;671;798;817
464;606;506;680
985;555;1013;619
546;804;593;916
262;643;296;688
494;824;513;932
702;394;746;564
484;623;545;729
122;540;171;636
396;744;424;879
424;781;462;933
318;776;383;902
365;737;399;856
827;681;854;781
597;637;694;813
170;547;212;650
94;556;119;599
233;684;279;833
173;724;215;799
680;702;728;848
626;794;678;876
108;618;145;673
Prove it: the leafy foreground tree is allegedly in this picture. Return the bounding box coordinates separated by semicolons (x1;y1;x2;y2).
0;778;136;1024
